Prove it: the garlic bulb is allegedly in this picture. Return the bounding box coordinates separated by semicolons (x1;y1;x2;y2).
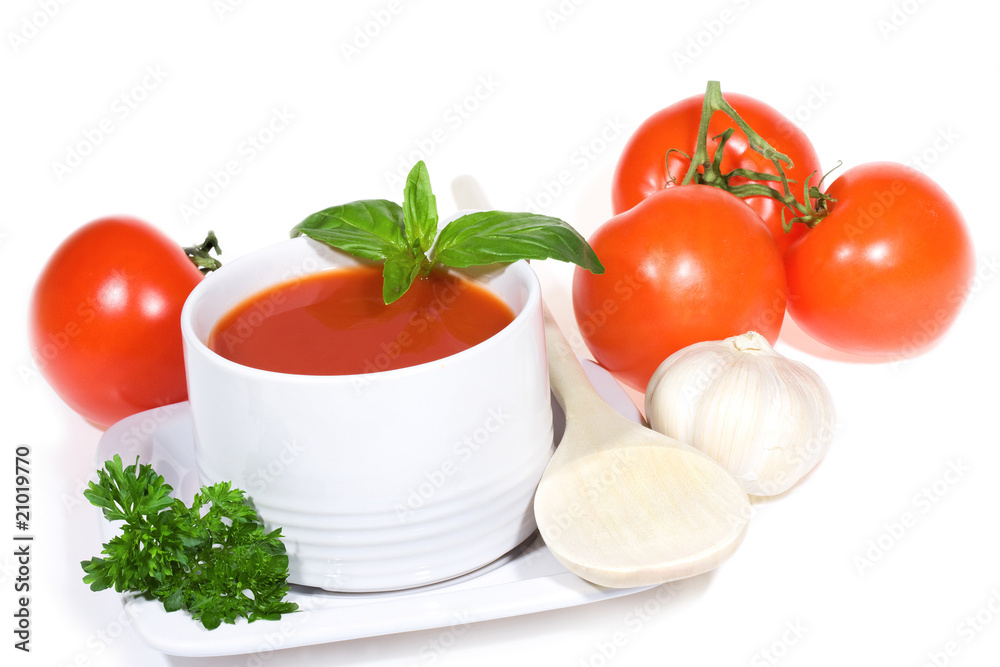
644;331;834;497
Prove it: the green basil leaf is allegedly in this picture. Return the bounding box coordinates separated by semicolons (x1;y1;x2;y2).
402;161;438;253
290;199;407;261
431;211;604;274
381;252;423;304
291;165;603;305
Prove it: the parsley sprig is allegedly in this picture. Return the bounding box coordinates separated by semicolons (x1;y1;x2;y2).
81;455;298;630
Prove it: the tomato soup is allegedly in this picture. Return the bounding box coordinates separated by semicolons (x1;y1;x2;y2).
208;265;516;375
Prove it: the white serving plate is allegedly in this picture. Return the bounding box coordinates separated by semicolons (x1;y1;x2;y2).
94;359;649;657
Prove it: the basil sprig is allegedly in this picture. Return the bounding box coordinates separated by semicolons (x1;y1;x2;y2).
290;162;604;304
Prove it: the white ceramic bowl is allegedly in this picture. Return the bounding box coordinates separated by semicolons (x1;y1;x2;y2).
180;230;553;592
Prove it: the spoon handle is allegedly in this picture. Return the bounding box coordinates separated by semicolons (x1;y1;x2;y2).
542;306;607;421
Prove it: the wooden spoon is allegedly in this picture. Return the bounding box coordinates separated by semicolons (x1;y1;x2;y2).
449;174;750;588
536;311;750;587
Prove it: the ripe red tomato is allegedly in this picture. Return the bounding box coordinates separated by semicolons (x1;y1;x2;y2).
573;185;787;392
784;162;975;356
612;92;823;254
29;217;205;427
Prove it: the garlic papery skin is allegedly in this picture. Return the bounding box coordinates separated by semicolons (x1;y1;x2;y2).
644;331;835;497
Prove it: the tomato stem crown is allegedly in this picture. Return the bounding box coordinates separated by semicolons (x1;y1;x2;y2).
184;231;223;274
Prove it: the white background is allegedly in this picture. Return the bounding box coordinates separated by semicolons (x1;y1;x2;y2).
3;1;1000;665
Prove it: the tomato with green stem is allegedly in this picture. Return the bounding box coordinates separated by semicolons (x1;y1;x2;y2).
573;185;787;392
29;217;221;427
608;81;974;362
612;85;825;254
783;162;975;356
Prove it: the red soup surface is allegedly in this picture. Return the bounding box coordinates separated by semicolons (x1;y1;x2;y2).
208;265;516;375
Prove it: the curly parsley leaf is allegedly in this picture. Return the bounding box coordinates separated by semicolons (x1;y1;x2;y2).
81;455;297;630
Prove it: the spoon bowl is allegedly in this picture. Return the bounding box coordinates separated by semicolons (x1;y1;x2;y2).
535;309;750;588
